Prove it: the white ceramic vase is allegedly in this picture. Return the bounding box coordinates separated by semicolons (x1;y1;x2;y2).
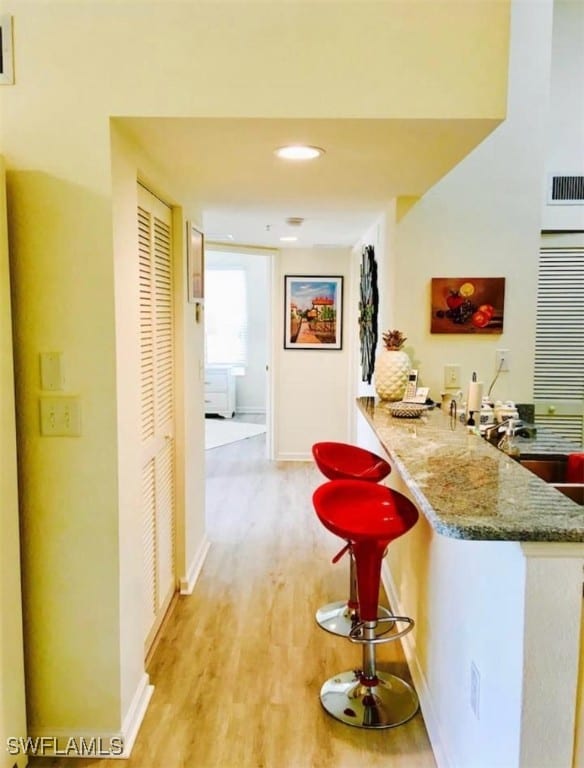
374;348;411;401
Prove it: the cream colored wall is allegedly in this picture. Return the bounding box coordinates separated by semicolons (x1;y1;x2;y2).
276;248;351;459
392;0;554;408
0;157;27;768
3;1;509;132
0;0;511;746
8;160;123;733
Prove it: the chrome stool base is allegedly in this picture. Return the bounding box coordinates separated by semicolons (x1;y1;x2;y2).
320;669;419;729
315;601;394;638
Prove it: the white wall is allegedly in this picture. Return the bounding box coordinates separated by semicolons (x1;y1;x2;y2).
0;158;27;768
393;0;555;408
541;0;584;231
275;248;352;459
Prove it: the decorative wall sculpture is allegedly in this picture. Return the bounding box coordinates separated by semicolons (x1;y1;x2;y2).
358;245;379;383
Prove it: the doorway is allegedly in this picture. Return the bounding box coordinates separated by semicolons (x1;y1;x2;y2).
203;246;273;455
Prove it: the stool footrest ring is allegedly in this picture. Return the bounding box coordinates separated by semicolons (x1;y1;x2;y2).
349;615;414;645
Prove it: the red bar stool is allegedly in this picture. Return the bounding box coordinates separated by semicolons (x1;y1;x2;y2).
313;478;419;729
312;442;393;637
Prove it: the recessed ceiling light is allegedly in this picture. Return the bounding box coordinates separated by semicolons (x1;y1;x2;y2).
274;145;325;161
280;236;298;242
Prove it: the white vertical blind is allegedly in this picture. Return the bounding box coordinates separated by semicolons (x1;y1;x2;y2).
534;245;584;445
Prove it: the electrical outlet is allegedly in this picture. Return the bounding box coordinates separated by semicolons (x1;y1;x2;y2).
39;395;82;436
444;364;461;389
470;661;480;719
496;349;510;372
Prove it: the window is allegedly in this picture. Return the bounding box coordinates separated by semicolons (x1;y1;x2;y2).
204;268;247;366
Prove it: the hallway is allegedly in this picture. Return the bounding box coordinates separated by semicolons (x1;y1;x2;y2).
33;434;436;768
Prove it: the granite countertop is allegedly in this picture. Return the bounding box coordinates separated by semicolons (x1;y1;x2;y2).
357;397;584;543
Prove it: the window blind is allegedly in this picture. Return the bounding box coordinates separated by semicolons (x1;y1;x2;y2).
534;245;584;445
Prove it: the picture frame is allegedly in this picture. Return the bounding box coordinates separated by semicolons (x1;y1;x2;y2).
430;277;505;334
284;275;343;350
186;222;204;303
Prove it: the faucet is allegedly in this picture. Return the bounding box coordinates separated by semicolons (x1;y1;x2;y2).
483;419;525;446
497;419;523;458
483;422;505;445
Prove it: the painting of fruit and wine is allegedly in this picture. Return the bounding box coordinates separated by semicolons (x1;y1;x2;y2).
430;277;505;334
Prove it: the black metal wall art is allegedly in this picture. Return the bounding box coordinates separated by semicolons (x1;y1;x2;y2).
358;245;379;384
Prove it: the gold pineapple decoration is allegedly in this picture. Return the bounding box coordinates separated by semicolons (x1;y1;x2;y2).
375;329;411;401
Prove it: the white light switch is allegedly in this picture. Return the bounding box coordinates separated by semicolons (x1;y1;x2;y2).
444;364;461;389
40;351;64;390
39;396;82;436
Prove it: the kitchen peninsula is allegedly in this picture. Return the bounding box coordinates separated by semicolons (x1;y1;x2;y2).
355;397;584;768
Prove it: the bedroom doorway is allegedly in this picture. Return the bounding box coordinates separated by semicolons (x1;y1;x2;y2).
203;246;273;456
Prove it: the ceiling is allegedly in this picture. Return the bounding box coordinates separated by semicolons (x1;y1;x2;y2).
118;116;500;250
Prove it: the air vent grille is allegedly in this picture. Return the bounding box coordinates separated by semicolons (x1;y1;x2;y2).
547;175;584;205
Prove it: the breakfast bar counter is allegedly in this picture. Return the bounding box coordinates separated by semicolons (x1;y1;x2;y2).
354;396;584;768
356;396;583;542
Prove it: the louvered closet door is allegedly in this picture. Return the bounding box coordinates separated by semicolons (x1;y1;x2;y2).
534;241;584;445
138;184;176;654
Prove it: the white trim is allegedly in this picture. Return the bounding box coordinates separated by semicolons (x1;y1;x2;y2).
119;673;155;757
179;536;211;595
381;560;452;768
276;451;312;462
26;674;154;759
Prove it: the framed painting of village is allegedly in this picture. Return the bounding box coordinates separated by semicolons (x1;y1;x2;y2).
284;275;343;350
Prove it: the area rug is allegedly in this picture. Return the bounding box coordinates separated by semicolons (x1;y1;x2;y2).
205;419;266;450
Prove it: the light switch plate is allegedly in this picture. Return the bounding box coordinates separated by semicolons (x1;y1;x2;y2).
40;351;64;390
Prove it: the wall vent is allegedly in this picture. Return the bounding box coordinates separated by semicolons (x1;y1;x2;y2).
547;175;584;205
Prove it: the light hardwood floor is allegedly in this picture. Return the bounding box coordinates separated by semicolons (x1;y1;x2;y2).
32;431;436;768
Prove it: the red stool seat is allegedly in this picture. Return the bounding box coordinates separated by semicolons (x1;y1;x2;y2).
312;442;391;483
312;478;419;729
313;480;418;622
566;453;584;483
311;442;392;637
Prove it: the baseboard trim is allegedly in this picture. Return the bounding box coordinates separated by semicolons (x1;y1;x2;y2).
180;536;211;595
23;674;154;760
119;673;155;757
381;561;451;768
276;451;312;461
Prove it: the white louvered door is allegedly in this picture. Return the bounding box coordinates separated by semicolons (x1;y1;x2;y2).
138;184;176;654
534;238;584;445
